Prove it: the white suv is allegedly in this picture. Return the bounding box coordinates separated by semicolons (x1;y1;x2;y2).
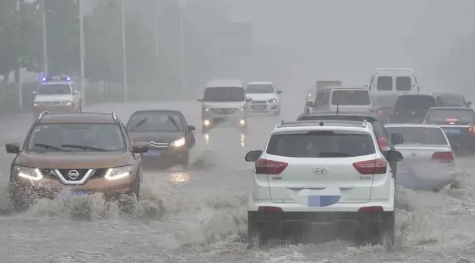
245;120;403;247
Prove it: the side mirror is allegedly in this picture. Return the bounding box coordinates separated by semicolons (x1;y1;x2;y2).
246;97;252;102
197;97;203;102
452;143;460;150
132;142;149;153
276;90;283;94
390;133;404;145
31;91;37;95
245;150;262;162
386;150;403;162
73;90;79;95
188;125;196;131
306;101;314;107
5;143;20;154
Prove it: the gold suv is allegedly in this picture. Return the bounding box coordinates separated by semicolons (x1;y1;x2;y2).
6;111;148;210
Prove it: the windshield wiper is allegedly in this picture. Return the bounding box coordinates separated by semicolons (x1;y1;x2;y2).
61;144;109;151
34;143;69;151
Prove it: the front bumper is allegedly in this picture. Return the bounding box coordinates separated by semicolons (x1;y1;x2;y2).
248;102;279;112
202;110;247;128
140;146;189;167
9;173;138;201
33;105;75;117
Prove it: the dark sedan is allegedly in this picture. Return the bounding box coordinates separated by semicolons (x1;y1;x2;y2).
126;110;196;168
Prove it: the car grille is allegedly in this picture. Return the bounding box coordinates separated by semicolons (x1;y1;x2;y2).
40;168;108;183
251;101;267;104
212;108;237;114
43;101;61;106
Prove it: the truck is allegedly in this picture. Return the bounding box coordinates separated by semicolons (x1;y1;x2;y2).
304;80;342;114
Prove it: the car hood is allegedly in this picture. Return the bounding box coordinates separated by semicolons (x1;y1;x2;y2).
245;93;277;101
34;95;73;102
128;131;184;143
202;101;246;108
16;152;132;169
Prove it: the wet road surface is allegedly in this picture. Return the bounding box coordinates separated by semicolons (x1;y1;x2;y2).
0;99;475;262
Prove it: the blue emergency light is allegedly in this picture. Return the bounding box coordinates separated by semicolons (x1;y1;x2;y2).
40;75;72;82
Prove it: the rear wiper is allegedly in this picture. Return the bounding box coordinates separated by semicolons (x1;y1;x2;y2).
319;152;350;157
61;144;108;152
34;143;69;151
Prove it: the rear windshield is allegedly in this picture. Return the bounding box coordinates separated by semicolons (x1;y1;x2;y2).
386;127;447;145
203;87;245;102
267;132;375;158
127;112;183;132
395;96;436;110
426;109;475;123
441;95;463;106
377;76;392;91
374;95;397;108
297;115;385;137
245;84;274;94
331;90;370;105
395;76;411;91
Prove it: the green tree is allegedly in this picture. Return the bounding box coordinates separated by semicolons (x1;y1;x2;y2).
44;0;79;75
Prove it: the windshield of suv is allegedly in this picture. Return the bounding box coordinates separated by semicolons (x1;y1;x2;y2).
203;87;245;102
267;131;375;157
27;124;126;152
331;90;370;105
386;126;447;145
37;84;71;95
245;84;275;94
426;109;475;123
441;95;463;106
127;112;182;132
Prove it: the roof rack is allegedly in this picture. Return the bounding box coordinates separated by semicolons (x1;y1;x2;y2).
277;119;370;128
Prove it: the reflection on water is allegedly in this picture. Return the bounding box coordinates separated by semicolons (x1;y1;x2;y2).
203;132;246;146
241;133;245;147
169;172;190;183
204;133;210;145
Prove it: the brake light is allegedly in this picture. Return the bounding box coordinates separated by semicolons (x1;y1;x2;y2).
358;206;383;213
353;159;387;174
377;109;384;115
469;125;475;135
431;152;454;163
255;158;288;174
446;118;458;122
377;137;390;151
258;206;283;213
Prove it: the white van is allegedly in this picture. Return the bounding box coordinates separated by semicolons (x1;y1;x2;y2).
312;86;372;112
369;68;420;95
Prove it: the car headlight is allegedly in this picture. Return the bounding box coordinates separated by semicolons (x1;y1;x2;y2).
205;107;212;111
268;98;277;103
60;101;73;106
33;102;41;107
236;107;243;111
104;165;133;180
170;137;186;147
14;166;43;181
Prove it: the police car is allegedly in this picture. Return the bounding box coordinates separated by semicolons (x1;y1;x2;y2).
32;75;82;118
245;120;403;247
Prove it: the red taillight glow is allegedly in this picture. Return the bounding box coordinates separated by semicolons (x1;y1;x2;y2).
258;206;283;213
255;158;288;174
446;118;458;122
377;137;390;151
377;109;384;115
431;151;454;163
358;206;383;213
469;125;475;135
353;159;387;174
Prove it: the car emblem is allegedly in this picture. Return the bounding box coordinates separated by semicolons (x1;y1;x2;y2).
67;170;80;180
313;167;327;175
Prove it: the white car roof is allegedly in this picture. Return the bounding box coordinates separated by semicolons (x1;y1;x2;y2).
246;81;274;85
206;79;243;88
40;82;71;85
273;120;374;134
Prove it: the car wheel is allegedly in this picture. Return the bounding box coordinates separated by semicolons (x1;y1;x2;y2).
9;184;30;212
180;151;190;167
118;179;139;213
247;212;268;248
382;212;395;249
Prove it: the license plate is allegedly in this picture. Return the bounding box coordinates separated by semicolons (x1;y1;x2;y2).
252;105;266;110
72;191;90;196
143;150;161;157
443;128;461;134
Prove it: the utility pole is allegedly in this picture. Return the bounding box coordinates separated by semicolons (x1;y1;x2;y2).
41;0;49;75
121;0;128;103
179;0;185;92
79;0;85;106
16;0;22;108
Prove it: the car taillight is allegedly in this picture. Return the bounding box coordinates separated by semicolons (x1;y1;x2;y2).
431;152;454;163
255;158;288;174
358;206;383;213
469;125;475;135
258;206;283;213
353;158;387;174
377;109;384;115
377;137;390;151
